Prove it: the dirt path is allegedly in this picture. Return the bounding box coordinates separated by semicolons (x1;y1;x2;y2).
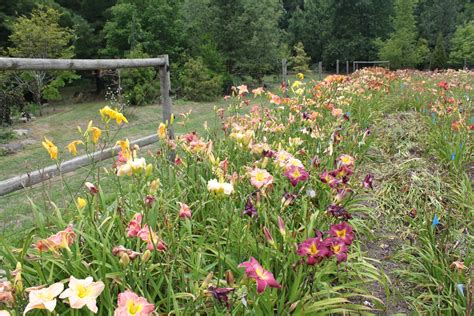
359;111;432;315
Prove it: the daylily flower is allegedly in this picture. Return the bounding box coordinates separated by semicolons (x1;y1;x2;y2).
326;237;348;263
85;182;98;194
127;214;143;238
0;311;10;316
362;174;374;189
178;202;192;219
100;106;128;124
0;281;14;306
89;126;102;144
112;246;141;260
207;179;234;195
36;225;76;253
284;166;309;186
114;290;155;316
252;87;264;97
42;137;58;160
144;195;155;207
76;197;87;210
297;237;330;265
238;257;281;294
117;158;147;176
236;85;248;96
207;286;235;309
66;140;84;156
326;204;352;220
329;222;355;245
249;168;273;189
337;154;355;168
450;261;466;273
281;192;297;207
157;123;167;139
59;276;105;313
243;198;258;217
137;226;167;252
319;171;341;189
24;282;64;314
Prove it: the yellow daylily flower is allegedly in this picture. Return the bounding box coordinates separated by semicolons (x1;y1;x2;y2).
90;127;102;144
76;197;87;210
42;137;58;160
66;140;84;156
157;123;167;139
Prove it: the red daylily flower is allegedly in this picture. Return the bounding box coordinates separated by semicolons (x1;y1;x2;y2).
326;237;348;263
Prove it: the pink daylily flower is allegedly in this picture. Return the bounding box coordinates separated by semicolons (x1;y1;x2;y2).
137;225;167;252
36;225;76;253
114;290;155;316
249;168;273;189
238;257;281;294
127;214;143;238
326;237;348;263
178;202;192;219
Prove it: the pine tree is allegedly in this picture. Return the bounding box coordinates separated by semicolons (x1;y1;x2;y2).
430;32;447;69
378;0;425;69
289;42;311;73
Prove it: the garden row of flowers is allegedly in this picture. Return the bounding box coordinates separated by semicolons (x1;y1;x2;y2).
1;68;472;314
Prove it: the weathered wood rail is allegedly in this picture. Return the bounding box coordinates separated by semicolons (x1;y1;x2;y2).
0;56;173;196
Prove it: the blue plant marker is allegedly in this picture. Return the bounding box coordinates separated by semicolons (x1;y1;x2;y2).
346;111;350;117
431;112;436;123
456;284;464;296
431;214;440;229
470;117;474;124
451;152;456;161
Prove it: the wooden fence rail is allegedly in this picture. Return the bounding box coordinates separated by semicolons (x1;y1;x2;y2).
0;56;172;196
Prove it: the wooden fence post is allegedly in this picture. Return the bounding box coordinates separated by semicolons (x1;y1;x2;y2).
318;62;322;80
346;60;349;74
159;54;175;160
336;59;339;74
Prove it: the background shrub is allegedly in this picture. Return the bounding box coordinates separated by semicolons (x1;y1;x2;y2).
179;57;222;101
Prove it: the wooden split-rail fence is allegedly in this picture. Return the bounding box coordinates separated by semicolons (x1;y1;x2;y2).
0;56;173;196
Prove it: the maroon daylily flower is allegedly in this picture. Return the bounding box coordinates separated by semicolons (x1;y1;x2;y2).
296;237;330;265
325;237;348;263
362;174;374;189
284;166;309;186
329;222;355;245
208;286;235;309
243;198;258;217
326;204;352;220
238;257;281;294
319;171;341;189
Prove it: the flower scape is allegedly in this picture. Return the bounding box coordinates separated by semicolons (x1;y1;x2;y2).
0;68;472;314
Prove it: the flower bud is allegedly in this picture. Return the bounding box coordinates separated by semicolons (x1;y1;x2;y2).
149;179;160;194
145;164;153;177
141;250;151;263
119;253;130;267
225;270;235;287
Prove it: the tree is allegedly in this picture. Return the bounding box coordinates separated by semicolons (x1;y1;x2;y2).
102;0;183;59
179;57;222;101
8;6;78;114
289;42;311;73
449;21;474;68
430;32;447;69
377;0;425;69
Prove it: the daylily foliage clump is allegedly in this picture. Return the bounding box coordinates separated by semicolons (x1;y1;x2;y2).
1;69;472;314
